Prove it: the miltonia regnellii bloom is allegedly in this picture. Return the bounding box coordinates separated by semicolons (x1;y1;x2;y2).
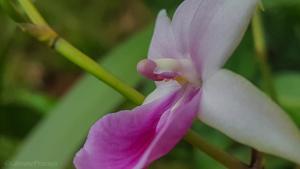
74;0;300;168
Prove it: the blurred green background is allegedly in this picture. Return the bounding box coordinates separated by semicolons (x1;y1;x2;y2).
0;0;299;169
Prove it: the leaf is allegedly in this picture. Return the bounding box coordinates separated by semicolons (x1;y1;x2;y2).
0;136;18;168
225;31;258;80
5;27;153;169
144;0;182;13
12;89;55;113
263;0;300;9
274;72;300;126
0;103;41;138
192;123;233;169
263;2;300;71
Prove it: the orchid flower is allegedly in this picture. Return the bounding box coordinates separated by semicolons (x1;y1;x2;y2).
74;0;300;168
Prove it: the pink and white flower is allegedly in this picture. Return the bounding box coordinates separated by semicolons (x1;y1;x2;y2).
74;0;300;168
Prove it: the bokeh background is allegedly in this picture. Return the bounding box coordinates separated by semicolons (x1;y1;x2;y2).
0;0;299;169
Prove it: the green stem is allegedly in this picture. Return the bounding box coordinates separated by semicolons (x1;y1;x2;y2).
252;9;277;101
2;0;249;168
54;38;145;105
16;0;144;105
185;130;248;169
0;0;24;22
251;9;278;169
17;0;47;25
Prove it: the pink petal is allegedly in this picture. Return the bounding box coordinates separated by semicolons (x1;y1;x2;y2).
74;86;200;169
137;59;179;81
200;69;300;164
172;0;258;80
148;10;181;60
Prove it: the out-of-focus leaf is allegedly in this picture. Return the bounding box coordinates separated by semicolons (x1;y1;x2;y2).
118;80;155;111
151;142;193;169
265;156;294;169
194;150;225;169
5;27;152;169
0;104;41;138
263;2;300;72
0;21;16;100
225;31;258;81
143;0;182;13
36;0;152;55
13;89;55;113
229;146;250;164
0;137;18;168
193;123;233;169
274;72;300;126
140;80;155;96
263;0;300;8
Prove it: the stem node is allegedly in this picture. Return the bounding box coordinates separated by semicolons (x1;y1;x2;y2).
19;23;58;47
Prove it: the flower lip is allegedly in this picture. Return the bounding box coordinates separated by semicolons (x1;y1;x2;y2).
137;58;201;86
137;59;179;81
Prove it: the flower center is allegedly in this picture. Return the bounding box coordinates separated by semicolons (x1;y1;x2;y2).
137;58;200;86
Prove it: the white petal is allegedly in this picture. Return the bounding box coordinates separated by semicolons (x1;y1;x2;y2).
144;81;181;104
172;0;202;54
173;0;258;80
200;69;300;164
148;10;181;60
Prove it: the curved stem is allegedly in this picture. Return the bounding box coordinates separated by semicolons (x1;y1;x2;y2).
251;9;279;169
17;0;47;25
250;149;264;169
54;38;145;105
16;0;145;105
252;9;277;101
185;130;248;169
2;0;249;168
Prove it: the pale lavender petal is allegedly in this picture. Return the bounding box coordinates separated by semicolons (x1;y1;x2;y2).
144;81;181;104
172;0;258;80
200;69;300;164
148;10;181;60
172;0;202;54
74;86;200;169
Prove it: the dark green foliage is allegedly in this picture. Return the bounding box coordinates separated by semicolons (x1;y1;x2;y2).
0;0;299;169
